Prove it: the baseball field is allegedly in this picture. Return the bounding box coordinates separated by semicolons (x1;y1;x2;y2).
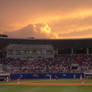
1;79;92;92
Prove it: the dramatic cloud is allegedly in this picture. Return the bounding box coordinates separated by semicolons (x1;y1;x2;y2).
6;24;56;39
0;0;92;39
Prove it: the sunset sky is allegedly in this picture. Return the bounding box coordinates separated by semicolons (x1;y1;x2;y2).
0;0;92;39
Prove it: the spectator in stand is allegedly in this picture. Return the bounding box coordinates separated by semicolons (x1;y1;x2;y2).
1;54;92;74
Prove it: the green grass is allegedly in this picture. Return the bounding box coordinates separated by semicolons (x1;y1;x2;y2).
1;79;92;92
0;85;92;92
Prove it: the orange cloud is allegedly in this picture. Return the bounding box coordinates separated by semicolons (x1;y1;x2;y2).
28;9;92;25
1;0;92;39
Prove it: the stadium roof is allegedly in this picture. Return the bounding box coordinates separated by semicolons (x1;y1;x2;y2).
0;37;92;49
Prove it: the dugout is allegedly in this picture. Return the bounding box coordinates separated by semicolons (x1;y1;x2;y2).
84;73;92;79
0;73;10;81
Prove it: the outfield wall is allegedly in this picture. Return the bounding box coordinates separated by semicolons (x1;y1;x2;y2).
10;73;84;80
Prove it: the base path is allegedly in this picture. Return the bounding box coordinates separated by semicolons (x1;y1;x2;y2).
1;82;92;86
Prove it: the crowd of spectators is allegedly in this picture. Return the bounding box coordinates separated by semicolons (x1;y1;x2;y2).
0;54;92;74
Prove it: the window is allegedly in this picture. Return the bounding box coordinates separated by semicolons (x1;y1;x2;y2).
73;48;87;54
58;48;72;54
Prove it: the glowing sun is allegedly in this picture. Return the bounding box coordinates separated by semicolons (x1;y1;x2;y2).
41;24;51;34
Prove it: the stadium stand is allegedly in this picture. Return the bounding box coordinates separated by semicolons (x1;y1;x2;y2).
1;54;92;74
0;37;92;79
